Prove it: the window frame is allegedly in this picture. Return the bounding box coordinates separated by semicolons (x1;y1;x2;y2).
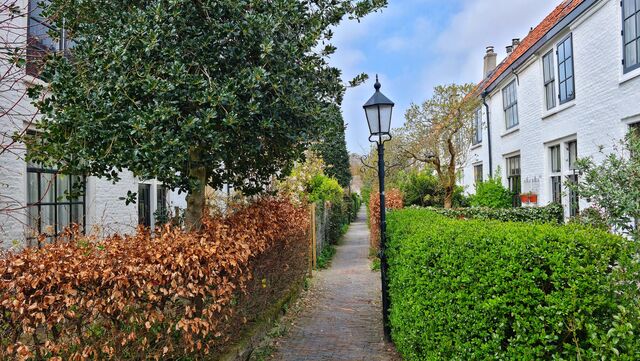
472;108;483;145
138;183;152;227
26;0;69;78
556;34;576;105
473;164;483;185
506;155;521;207
27;165;86;240
622;0;640;74
502;80;519;130
566;140;579;218
549;145;563;205
542;50;557;110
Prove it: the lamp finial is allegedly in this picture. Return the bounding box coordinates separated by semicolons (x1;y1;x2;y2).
374;74;381;91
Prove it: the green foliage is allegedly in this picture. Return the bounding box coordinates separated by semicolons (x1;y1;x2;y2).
312;105;352;188
470;174;513;209
399;169;469;208
387;209;640;360
307;175;343;203
568;206;609;231
422;203;564;224
316;244;337;270
569;131;640;239
28;0;386;198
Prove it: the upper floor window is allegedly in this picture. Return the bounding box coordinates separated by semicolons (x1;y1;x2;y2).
472;108;482;145
502;81;518;130
557;35;575;104
27;0;70;78
542;51;556;110
623;0;640;73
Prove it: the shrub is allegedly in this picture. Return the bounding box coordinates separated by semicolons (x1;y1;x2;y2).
0;199;309;360
387;209;640;360
398;170;468;208
327;197;349;244
422;202;564;224
470;175;513;208
369;189;403;250
307;174;343;203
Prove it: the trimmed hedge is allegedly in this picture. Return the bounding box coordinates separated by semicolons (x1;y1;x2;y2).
387;209;640;360
421;203;564;224
0;199;309;360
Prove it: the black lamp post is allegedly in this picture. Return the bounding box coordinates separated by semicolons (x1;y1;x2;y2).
363;75;394;342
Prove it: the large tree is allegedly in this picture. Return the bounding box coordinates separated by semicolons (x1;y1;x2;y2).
403;84;481;208
27;0;386;229
313;105;352;189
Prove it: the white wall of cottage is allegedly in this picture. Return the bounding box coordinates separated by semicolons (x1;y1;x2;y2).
462;0;640;219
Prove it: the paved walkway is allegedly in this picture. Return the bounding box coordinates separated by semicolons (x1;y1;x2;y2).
272;207;399;361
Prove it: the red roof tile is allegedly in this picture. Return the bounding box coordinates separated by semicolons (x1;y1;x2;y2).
478;0;586;93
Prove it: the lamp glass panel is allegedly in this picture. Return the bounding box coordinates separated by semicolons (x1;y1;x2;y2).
379;105;393;134
365;106;380;134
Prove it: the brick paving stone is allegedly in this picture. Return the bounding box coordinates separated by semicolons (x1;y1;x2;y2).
272;207;400;361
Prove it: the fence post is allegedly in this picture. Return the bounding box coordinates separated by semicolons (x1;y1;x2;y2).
310;203;317;272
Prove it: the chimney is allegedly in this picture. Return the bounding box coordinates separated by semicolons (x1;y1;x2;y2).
512;38;521;50
483;46;497;78
506;45;513;54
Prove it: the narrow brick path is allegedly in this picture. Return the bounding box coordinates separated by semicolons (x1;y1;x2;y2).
272;207;399;361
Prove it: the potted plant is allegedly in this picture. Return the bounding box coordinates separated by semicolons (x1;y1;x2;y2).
520;194;530;204
527;192;538;204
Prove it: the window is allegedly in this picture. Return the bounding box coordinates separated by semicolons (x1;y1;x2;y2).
567;141;579;218
27;0;69;77
474;164;483;185
502;81;519;129
550;145;562;205
557;35;575;104
506;155;521;207
623;0;640;73
543;51;556;110
138;184;151;227
27;165;85;242
472;108;483;145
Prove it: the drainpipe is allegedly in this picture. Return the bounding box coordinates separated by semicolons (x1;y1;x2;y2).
481;90;493;178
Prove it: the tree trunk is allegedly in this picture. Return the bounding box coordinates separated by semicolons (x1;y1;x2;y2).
185;149;207;232
444;186;453;209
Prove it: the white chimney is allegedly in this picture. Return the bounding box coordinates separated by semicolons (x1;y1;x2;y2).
483;46;497;78
506;45;513;54
512;38;521;50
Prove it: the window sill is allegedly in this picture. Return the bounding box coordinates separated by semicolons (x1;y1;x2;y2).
542;101;576;120
23;74;48;87
620;67;640;85
501;127;520;138
470;143;483;150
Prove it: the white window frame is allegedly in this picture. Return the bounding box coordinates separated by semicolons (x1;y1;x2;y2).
502;80;519;130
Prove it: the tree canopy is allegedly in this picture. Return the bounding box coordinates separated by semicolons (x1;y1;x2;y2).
28;0;386;228
312;105;352;189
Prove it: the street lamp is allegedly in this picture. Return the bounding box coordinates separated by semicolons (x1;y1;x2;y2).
363;75;394;342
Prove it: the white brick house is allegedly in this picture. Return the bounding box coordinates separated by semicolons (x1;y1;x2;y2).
462;0;640;219
0;0;186;248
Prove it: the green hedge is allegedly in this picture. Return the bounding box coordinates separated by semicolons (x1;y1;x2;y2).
387;209;640;360
420;203;564;224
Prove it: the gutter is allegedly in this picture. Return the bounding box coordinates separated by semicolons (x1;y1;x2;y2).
481;90;493;178
484;0;599;95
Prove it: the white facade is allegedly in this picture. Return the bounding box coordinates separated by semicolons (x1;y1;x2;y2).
462;0;640;219
0;0;186;248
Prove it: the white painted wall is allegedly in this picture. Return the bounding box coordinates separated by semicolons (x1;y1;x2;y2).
462;0;640;219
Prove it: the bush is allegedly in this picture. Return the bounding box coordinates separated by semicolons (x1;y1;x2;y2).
470;175;513;208
387;209;640;360
369;189;403;250
327;197;349;244
0;199;309;360
422;203;564;224
398;170;468;208
307;174;343;203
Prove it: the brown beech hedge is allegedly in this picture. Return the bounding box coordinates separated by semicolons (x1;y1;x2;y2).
369;189;403;251
0;198;309;360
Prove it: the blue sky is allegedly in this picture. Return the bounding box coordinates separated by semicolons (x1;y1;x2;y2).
331;0;559;155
